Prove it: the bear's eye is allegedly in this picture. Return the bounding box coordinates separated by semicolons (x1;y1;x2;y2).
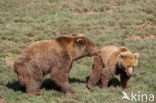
127;65;130;68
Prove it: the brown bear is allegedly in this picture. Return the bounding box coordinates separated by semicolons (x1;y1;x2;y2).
14;35;100;95
87;46;139;91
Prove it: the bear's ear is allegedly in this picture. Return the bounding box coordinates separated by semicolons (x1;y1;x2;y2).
135;53;139;58
120;52;127;58
119;47;129;52
75;37;86;45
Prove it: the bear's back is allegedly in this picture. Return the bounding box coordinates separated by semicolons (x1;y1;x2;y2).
100;46;119;65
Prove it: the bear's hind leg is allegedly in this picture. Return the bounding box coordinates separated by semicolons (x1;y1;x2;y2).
50;70;75;94
100;68;112;90
26;79;42;95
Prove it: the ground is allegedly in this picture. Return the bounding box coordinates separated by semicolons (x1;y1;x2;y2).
0;0;156;103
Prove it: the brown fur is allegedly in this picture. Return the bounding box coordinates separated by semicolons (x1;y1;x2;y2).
14;36;100;95
87;46;139;91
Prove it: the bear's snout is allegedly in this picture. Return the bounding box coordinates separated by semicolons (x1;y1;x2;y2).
127;73;132;77
126;68;133;77
92;47;100;56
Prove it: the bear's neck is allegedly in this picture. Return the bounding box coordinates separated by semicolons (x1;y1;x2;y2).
66;43;85;61
55;36;79;60
115;63;122;74
67;46;83;61
116;59;125;73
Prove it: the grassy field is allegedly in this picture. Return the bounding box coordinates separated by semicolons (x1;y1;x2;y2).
0;0;156;103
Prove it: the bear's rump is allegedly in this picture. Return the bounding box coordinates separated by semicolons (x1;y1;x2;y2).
14;60;31;85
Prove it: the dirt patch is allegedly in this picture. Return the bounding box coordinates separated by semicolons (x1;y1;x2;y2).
30;36;36;39
112;5;120;9
73;10;98;15
126;35;142;40
126;35;156;41
85;10;98;15
136;23;146;28
146;24;156;29
107;5;120;14
5;56;14;65
0;98;5;103
144;35;156;39
73;12;80;15
147;13;153;17
136;23;156;33
73;5;120;15
107;9;114;14
28;36;37;39
56;32;61;35
137;23;156;29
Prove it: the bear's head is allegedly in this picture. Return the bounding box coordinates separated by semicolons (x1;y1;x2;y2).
72;36;100;59
118;51;139;77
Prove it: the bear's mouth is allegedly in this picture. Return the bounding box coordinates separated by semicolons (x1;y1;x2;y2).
93;50;101;56
93;52;98;56
126;73;132;77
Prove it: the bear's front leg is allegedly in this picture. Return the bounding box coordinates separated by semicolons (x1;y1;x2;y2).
87;65;102;89
26;79;42;95
87;56;103;89
50;69;75;94
120;72;131;91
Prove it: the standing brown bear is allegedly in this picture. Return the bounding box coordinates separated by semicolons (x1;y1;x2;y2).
14;35;100;95
87;46;139;91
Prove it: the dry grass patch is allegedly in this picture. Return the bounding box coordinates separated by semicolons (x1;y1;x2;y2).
5;56;14;65
126;35;156;40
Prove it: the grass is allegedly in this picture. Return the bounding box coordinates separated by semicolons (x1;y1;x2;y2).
0;0;156;103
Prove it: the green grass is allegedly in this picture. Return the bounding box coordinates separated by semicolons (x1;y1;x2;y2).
0;0;156;103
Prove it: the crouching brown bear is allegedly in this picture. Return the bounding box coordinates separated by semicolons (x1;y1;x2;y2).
87;46;139;91
14;35;100;95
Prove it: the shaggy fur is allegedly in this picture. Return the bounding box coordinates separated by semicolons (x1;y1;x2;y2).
14;36;100;95
87;46;139;91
